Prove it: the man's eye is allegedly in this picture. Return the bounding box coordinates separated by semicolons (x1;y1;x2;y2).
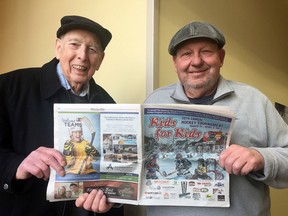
201;50;213;54
90;48;96;52
69;43;79;48
180;52;192;59
89;47;101;54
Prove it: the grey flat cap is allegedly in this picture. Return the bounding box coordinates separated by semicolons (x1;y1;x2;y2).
57;15;112;51
168;21;225;55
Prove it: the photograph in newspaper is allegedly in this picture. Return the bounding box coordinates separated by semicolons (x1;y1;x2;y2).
47;104;142;205
140;105;234;207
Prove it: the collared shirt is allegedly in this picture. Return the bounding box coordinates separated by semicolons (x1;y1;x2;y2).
56;63;89;97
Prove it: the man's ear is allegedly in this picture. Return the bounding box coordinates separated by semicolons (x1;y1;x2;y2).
172;56;178;73
55;38;62;60
219;49;226;67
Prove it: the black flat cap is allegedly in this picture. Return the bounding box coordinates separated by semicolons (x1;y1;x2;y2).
168;21;225;56
56;15;112;51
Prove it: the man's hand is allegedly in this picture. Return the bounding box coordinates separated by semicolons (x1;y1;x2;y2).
16;147;66;181
219;144;264;175
76;189;113;213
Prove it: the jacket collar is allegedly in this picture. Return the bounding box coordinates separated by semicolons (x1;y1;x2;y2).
40;58;63;100
213;76;235;103
39;58;107;103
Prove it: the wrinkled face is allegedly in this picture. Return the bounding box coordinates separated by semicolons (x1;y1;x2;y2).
173;38;225;98
55;29;105;91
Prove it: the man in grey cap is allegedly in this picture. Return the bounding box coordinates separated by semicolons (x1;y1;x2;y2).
143;21;288;216
0;15;123;216
80;21;288;216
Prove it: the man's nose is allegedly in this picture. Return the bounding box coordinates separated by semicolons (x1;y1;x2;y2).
190;54;203;66
77;46;88;60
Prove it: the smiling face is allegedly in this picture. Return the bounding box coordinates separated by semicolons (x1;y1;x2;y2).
70;184;79;192
70;130;83;142
173;38;225;98
55;29;105;94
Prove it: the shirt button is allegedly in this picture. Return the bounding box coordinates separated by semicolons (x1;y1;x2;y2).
3;184;9;190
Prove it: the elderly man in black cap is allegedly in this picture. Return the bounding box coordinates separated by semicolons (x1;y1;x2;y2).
80;21;288;216
0;15;123;216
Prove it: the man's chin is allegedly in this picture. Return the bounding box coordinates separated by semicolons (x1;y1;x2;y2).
184;81;207;89
70;78;89;86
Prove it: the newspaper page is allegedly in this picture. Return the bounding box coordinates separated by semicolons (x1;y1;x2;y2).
140;104;234;207
47;104;142;205
47;103;234;207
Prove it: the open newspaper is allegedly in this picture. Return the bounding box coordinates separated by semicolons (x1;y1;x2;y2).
47;103;234;207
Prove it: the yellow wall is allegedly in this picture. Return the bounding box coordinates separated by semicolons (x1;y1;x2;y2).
1;0;288;215
158;1;288;215
0;0;147;104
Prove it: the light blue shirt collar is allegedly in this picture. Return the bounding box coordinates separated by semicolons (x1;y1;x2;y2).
56;63;89;97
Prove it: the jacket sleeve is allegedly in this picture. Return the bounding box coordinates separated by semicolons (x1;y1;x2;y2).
0;73;26;193
249;100;288;188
